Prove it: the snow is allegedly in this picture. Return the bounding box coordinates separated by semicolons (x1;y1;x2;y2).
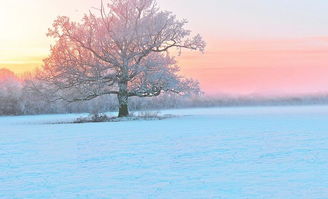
1;105;328;199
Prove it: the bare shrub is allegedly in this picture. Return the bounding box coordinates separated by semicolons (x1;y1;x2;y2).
74;113;111;123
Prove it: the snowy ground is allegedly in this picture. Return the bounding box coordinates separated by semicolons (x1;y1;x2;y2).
1;105;328;199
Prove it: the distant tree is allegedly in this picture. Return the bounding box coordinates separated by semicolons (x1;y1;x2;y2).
36;0;205;117
0;69;22;115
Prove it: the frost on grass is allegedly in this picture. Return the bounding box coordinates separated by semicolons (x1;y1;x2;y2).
73;112;175;123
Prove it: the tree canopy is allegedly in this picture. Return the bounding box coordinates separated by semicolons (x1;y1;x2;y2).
36;0;206;117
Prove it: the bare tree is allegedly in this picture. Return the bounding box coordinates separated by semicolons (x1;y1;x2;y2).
37;0;205;117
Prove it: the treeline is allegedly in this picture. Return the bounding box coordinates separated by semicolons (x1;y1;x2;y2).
0;69;191;115
2;68;328;116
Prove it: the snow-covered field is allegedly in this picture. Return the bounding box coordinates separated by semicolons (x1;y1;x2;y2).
1;105;328;199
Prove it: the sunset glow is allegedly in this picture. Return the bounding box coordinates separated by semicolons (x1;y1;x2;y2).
1;0;328;95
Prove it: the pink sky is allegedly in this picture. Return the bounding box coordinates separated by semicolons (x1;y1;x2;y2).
177;37;328;96
1;0;328;96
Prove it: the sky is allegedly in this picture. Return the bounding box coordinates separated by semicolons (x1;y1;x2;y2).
1;0;328;96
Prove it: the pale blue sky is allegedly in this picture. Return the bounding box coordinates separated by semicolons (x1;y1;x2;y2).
158;0;328;39
1;0;328;54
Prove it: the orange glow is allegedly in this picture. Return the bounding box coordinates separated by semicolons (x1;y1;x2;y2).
0;55;45;74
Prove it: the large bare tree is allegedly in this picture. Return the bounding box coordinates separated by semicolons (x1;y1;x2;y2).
37;0;205;117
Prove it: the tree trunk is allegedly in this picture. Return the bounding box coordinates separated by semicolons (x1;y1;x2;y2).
118;95;129;117
117;81;129;117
